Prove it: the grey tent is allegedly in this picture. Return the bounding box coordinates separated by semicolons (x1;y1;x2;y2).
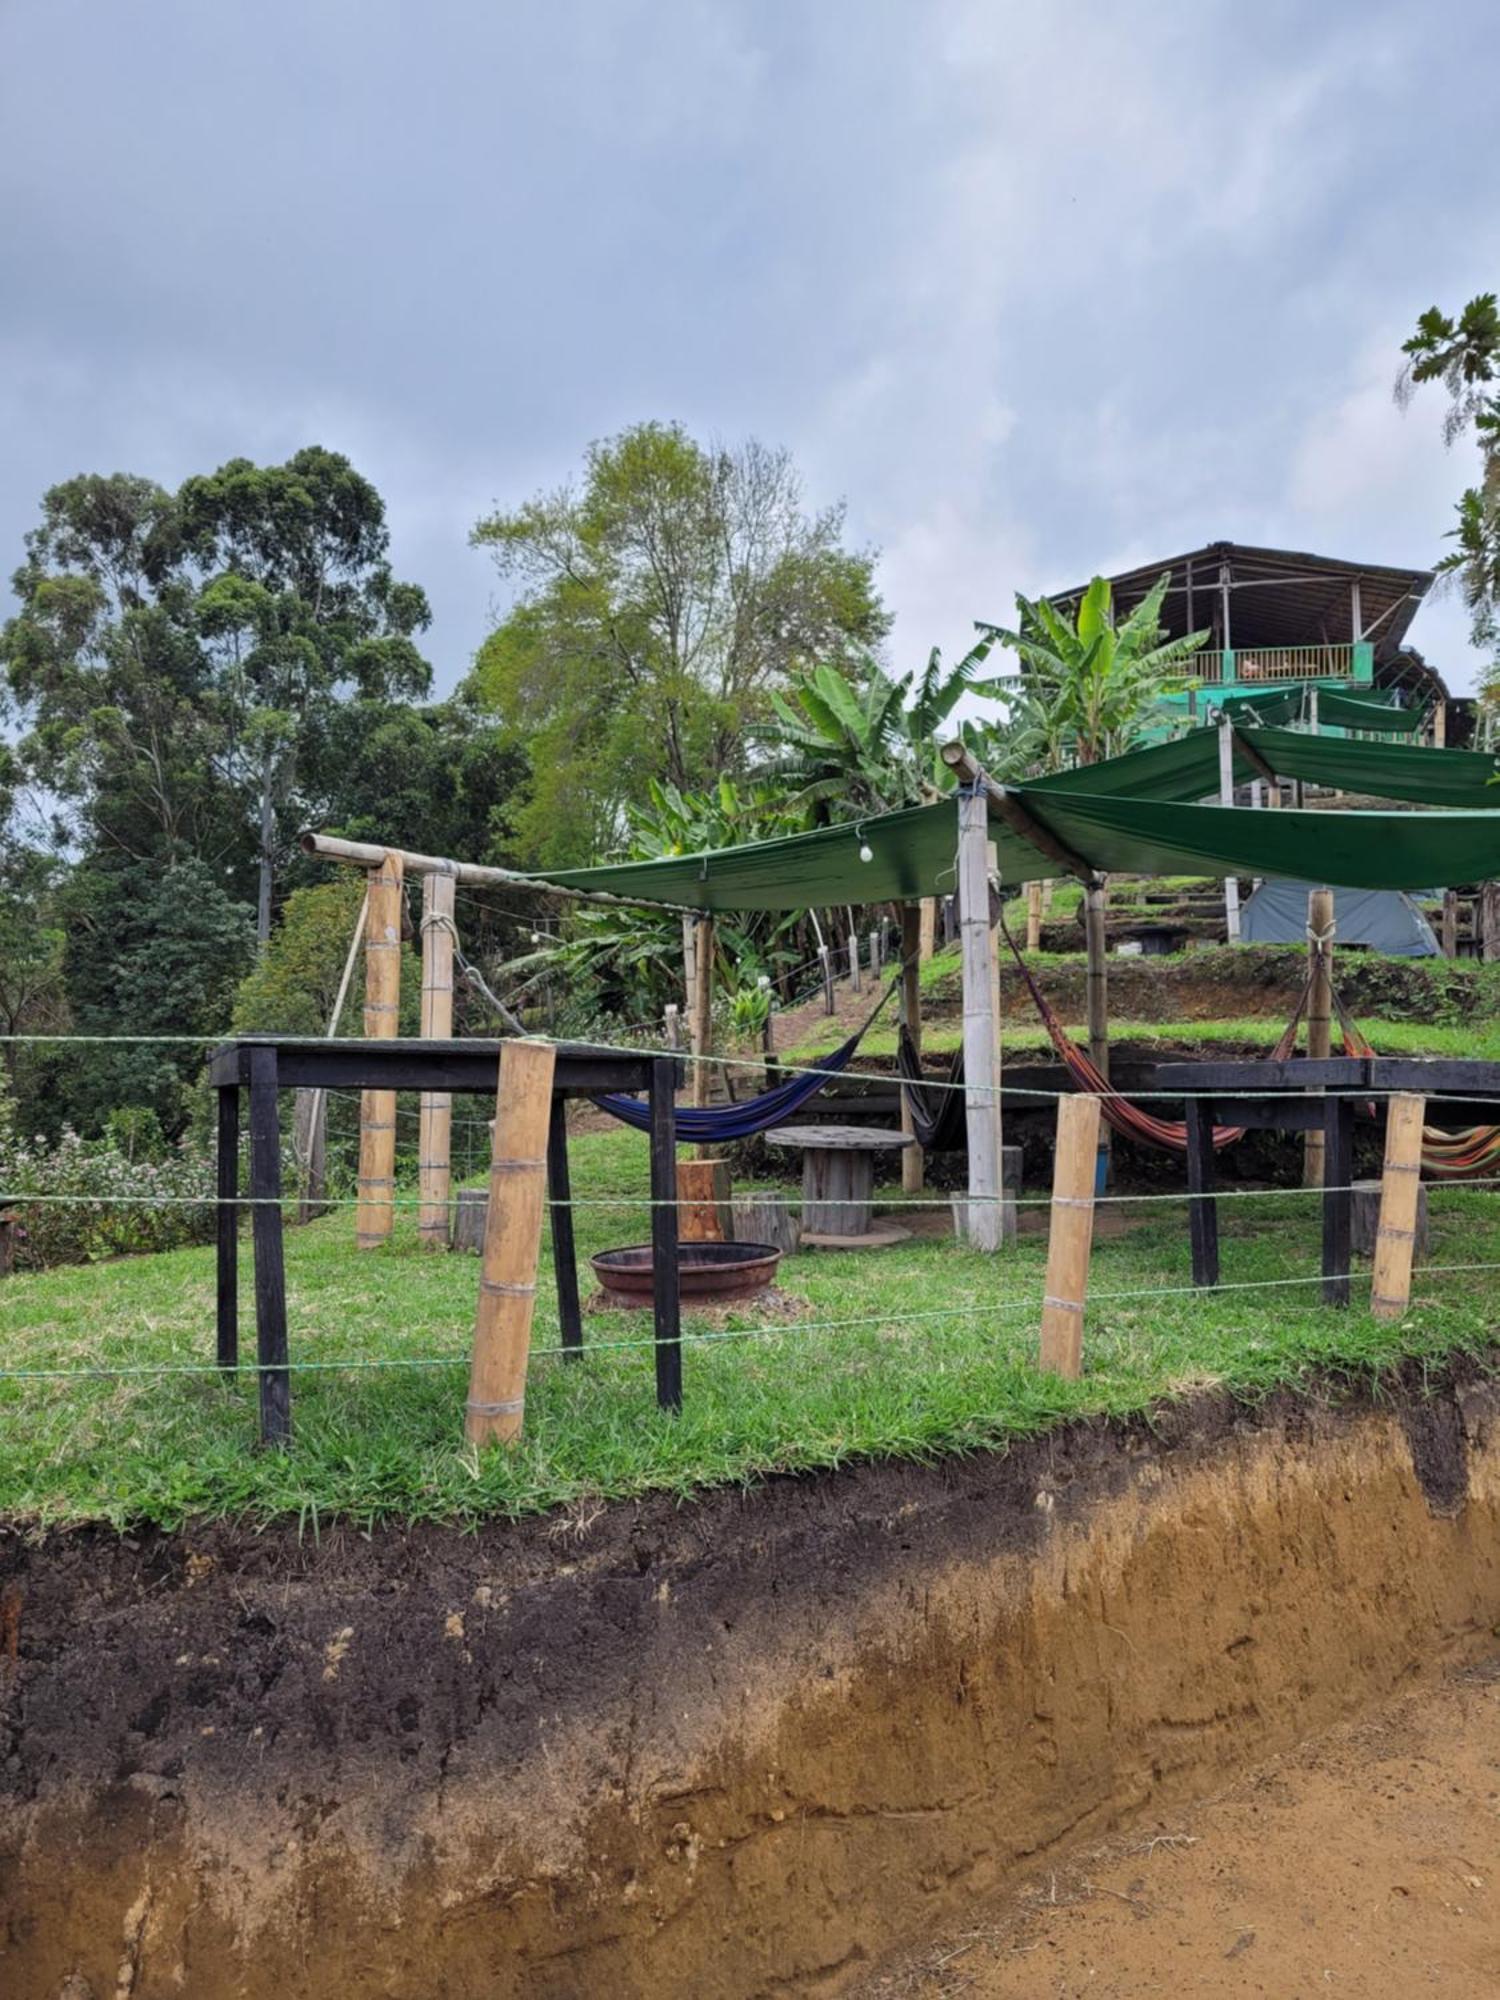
1240;878;1439;957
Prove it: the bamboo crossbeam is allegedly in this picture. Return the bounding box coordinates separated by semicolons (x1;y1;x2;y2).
939;742;1097;884
300;829;696;914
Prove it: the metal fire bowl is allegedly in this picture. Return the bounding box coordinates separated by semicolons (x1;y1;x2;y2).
590;1241;782;1308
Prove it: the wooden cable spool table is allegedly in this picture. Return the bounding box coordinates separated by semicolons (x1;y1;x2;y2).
763;1123;914;1248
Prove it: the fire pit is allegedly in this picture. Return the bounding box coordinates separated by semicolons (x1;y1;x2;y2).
591;1241;782;1309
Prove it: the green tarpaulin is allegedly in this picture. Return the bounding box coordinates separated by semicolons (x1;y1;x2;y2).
524;777;1500;912
1317;688;1427;734
1217;686;1303;725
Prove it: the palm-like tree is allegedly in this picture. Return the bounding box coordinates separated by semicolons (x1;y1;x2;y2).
979;573;1207;766
760;635;1000;817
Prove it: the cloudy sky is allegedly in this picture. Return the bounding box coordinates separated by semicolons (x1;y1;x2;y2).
3;0;1497;694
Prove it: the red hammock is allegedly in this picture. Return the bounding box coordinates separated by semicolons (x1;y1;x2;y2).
999;917;1308;1155
1332;999;1500;1180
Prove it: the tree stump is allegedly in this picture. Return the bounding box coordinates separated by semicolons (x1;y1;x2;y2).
451;1187;488;1255
1351;1178;1429;1260
730;1195;801;1256
678;1160;731;1242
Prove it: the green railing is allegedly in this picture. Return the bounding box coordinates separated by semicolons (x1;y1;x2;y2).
1172;641;1373;686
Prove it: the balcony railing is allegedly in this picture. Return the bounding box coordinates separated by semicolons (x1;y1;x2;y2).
1168;642;1371;685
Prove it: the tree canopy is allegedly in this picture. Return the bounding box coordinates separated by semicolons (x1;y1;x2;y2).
466;422;888;864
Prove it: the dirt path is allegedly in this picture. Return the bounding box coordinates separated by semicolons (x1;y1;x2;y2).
867;1659;1500;1998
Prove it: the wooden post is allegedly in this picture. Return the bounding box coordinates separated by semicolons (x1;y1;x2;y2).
1483;884;1500;964
1026;879;1044;953
1038;1093;1102;1378
958;788;1002;1251
1433;700;1447;749
1371;1093;1426;1323
988;850;1014;1243
849;930;862;992
678;1158;730;1242
418;867;456;1247
216;1084;239;1370
1218;719;1241;941
1185;1095;1220;1287
547;1095;582;1358
664;1002;682;1049
681;913;698;1013
819;945;835;1015
1442;891;1458;961
648;1057;683;1412
758;973;777;1082
899;902;924;1195
919;897;937;962
868;927;881;979
1084;878;1109;1175
356;850;404;1248
689;914;715;1108
465;1040;557;1446
248;1046;290;1446
1304;888;1335;1188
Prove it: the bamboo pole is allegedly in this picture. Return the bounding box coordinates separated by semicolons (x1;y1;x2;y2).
919;897;937;962
681;914;698;1013
1371;1093;1426;1323
988;850;1014;1244
690;914;715;1161
295;884;368;1223
1026;879;1044;953
1304;887;1335;1188
465;1039;557;1445
900;901;924;1196
1442;890;1458;961
356;851;404;1248
957;788;1001;1251
1084;878;1110;1175
1039;1093;1102;1378
417;868;457;1246
1433;700;1447;749
1218;718;1241;941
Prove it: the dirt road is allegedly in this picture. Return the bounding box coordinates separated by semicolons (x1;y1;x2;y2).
869;1659;1500;1998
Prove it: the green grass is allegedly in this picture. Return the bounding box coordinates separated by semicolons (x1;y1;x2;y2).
2;1123;1497;1531
784;1013;1500;1064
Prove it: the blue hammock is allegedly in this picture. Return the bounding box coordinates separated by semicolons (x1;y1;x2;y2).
592;1026;867;1141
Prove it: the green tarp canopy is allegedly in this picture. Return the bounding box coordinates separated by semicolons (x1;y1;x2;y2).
524;776;1500;912
1217;686;1303;726
1316;688;1427;734
1030;725;1500;812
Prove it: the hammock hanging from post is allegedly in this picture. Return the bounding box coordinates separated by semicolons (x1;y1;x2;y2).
591;976;902;1142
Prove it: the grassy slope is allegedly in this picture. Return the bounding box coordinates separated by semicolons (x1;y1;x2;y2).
2;1120;1497;1530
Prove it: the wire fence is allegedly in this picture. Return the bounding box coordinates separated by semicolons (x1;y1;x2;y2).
3;1022;1499;1404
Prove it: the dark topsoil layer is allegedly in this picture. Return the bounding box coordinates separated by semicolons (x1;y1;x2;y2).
0;1353;1485;1813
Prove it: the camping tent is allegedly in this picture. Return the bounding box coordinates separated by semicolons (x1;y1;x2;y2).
1240;878;1439;957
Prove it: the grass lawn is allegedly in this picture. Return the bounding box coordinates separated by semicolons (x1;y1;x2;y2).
2;1124;1498;1531
783;1013;1500;1065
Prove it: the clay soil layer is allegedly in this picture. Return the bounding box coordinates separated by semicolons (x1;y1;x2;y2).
5;1362;1500;1999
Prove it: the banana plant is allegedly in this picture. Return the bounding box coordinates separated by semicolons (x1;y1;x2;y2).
978;573;1207;766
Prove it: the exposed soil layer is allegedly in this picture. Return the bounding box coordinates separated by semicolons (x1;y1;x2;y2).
867;1657;1500;1997
5;1359;1500;1999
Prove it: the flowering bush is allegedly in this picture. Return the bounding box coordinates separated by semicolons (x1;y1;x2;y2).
0;1126;222;1269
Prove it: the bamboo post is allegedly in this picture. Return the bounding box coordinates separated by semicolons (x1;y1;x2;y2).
1026;879;1044;953
849;931;862;993
1433;700;1447;748
465;1039;557;1445
919;897;937;962
1304;887;1335;1188
900;901;924;1196
681;913;698;1012
819;945;835;1015
689;915;714;1106
758;973;777;1083
957;788;1002;1251
356;850;404;1247
664;1002;682;1050
690;913;715;1161
1483;884;1500;964
1084;878;1110;1175
418;867;457;1246
1218;718;1241;942
1441;891;1458;961
868;927;881;978
1371;1093;1426;1323
1039;1093;1102;1378
988;853;1015;1244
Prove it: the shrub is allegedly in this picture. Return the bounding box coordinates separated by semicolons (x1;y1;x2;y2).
0;1124;222;1269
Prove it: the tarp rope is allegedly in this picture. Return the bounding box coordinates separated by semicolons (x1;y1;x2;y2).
591;967;904;1141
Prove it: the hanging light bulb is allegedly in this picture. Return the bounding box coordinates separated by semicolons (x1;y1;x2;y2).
858;841;874;864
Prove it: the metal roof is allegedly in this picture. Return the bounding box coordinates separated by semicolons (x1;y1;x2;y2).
1044;539;1433;667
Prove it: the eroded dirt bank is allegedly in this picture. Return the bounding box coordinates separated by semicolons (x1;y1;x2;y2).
4;1364;1500;1999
